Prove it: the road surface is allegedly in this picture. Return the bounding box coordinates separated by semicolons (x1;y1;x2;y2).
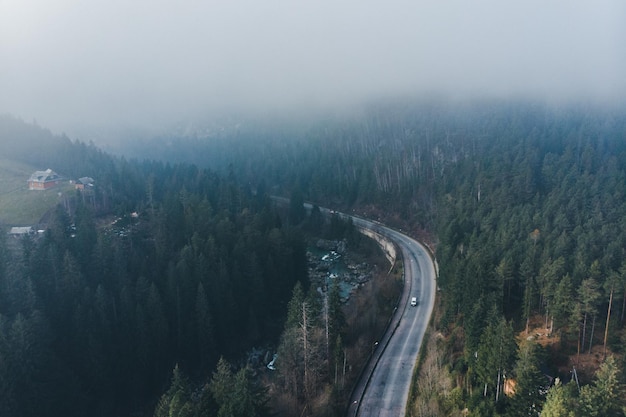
345;215;437;417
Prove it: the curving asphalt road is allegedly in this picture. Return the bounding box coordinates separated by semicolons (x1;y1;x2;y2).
344;215;437;417
279;198;437;416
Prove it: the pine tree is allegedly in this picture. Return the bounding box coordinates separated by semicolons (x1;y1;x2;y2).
230;366;270;417
0;314;16;416
495;257;515;307
551;274;573;334
285;281;305;329
602;270;620;357
195;282;215;373
154;364;193;417
520;256;536;334
475;312;516;401
578;356;625;417
577;278;600;356
506;341;545;417
327;276;345;364
209;358;270;417
541;378;576;417
209;357;234;407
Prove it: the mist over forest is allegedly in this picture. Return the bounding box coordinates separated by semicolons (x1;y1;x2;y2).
1;99;626;417
2;1;626;416
2;1;625;135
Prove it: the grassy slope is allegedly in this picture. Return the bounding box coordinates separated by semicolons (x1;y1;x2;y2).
0;159;73;228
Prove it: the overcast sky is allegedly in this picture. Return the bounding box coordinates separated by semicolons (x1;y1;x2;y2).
1;0;625;134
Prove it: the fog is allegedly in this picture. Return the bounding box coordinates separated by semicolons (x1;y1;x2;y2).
1;0;625;136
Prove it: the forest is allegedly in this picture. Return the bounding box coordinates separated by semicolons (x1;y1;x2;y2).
1;98;626;417
111;100;626;416
0;116;312;415
0;115;397;417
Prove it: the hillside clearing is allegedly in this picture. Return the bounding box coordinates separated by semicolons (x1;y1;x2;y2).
0;159;73;227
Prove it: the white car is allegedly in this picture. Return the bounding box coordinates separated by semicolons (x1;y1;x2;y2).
411;297;417;307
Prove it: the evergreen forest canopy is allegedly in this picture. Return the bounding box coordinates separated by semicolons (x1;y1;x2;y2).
0;115;309;416
105;100;626;416
1;98;626;417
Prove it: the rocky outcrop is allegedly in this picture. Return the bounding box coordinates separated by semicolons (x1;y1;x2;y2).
307;239;372;303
